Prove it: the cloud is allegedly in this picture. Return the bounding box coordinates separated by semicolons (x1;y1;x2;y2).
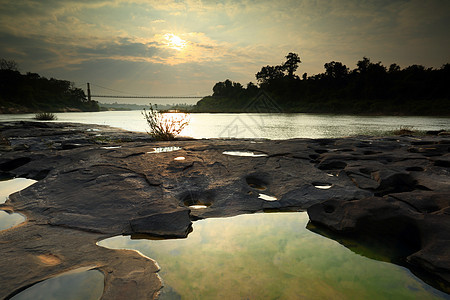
0;0;449;98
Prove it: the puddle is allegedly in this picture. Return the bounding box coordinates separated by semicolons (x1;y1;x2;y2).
0;210;25;231
174;156;185;161
147;147;181;154
11;267;104;300
258;193;278;201
86;128;101;132
183;196;211;210
0;178;37;204
222;151;268;157
0;178;36;231
101;146;122;149
188;205;209;209
313;182;333;189
99;213;448;299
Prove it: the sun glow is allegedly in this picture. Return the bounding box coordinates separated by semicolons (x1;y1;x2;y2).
164;33;187;51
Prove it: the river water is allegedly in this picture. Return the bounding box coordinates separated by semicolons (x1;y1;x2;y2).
1;111;449;139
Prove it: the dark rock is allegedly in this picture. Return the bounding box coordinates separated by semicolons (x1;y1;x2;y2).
317;159;347;170
308;196;450;291
129;209;192;238
372;169;417;195
0;157;31;171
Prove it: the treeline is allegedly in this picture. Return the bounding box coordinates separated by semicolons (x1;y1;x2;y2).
193;54;450;115
0;59;99;113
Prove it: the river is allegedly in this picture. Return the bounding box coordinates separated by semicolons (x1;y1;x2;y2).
0;111;449;139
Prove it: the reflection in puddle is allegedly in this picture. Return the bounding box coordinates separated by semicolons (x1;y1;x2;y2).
0;178;37;204
258;193;278;201
313;183;333;189
174;156;185;161
147;147;181;154
0;210;25;231
101;146;122;149
222;151;268;157
189;205;208;209
0;178;36;231
11;267;104;300
99;213;448;299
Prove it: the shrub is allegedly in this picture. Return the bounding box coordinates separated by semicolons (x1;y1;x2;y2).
142;104;190;140
34;112;57;120
392;125;415;135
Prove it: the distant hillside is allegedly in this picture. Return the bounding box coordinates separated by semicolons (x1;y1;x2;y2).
0;61;99;114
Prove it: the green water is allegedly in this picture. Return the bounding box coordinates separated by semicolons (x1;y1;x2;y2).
99;212;449;299
11;268;104;300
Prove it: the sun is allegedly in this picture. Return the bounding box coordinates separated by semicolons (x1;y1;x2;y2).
164;33;187;51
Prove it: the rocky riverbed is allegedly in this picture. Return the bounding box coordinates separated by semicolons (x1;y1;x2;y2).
0;121;449;298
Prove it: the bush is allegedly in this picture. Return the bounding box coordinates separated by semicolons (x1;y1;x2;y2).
142;104;190;140
392;125;415;135
34;112;57;120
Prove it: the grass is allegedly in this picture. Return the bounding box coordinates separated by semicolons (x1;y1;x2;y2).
34;112;57;120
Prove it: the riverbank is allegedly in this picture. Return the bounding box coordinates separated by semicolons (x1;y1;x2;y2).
0;121;449;298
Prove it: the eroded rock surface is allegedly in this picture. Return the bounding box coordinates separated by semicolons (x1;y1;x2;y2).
0;121;449;297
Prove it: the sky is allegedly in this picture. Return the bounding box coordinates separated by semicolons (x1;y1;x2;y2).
1;0;449;104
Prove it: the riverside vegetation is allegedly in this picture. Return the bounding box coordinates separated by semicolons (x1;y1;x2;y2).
193;53;450;115
0;59;99;114
142;104;190;140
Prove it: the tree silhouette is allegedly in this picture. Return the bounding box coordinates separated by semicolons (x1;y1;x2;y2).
324;61;349;79
0;58;18;71
283;52;301;78
195;54;449;115
255;65;285;85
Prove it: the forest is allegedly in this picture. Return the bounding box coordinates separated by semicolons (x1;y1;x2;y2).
0;59;99;113
193;53;450;115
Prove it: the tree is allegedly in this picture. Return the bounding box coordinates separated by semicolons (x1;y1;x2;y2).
356;57;371;73
212;79;244;97
255;65;285;85
283;52;301;78
324;61;349;79
388;63;401;73
0;58;19;71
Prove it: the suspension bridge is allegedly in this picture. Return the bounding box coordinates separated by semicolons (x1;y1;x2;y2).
85;83;207;101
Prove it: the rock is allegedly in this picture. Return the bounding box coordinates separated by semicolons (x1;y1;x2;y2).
0;121;449;297
372;169;417;195
308;196;450;292
129;209;192;238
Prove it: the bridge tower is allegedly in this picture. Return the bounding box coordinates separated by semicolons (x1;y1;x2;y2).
87;83;91;101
